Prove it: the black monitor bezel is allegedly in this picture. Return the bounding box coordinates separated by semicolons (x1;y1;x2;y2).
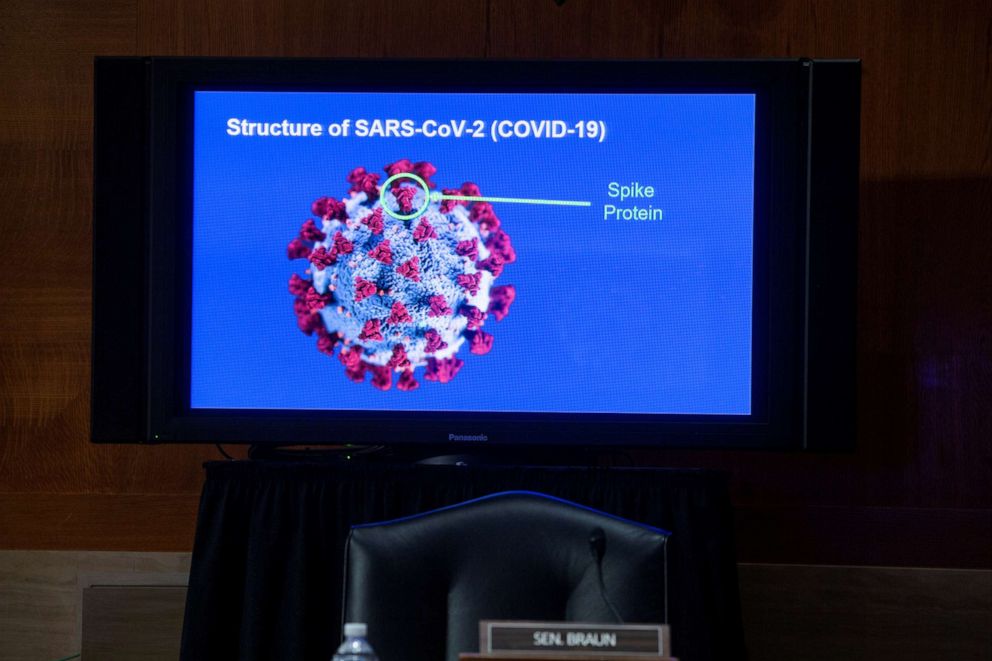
137;58;807;448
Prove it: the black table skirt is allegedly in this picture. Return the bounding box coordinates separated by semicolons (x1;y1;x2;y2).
180;461;746;661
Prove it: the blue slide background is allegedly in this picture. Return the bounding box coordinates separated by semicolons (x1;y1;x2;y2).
190;91;754;414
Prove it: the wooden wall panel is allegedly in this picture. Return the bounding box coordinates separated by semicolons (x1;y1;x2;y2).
0;0;219;553
136;0;491;58
0;550;191;660
0;0;989;566
82;586;187;660
739;563;992;660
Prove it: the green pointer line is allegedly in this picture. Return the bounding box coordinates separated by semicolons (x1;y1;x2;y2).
434;192;591;208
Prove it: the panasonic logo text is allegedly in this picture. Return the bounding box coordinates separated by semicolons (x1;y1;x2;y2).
448;433;488;442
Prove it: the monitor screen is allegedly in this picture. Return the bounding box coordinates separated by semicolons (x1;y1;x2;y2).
189;90;756;415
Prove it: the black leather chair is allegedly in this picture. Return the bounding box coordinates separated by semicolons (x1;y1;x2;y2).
342;490;670;661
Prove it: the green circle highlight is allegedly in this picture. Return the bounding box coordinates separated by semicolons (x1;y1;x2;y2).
379;172;432;221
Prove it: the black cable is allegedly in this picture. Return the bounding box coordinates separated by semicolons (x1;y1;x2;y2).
247;443;387;462
595;562;624;623
588;528;624;623
215;443;234;460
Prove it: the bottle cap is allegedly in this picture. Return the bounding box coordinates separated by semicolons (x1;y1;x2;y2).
344;622;367;638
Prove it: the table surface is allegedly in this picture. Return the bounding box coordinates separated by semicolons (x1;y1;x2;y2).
460;655;676;660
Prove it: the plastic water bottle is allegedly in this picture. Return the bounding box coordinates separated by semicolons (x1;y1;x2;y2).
332;622;379;661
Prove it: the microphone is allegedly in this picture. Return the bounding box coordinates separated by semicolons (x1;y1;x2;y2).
588;527;624;623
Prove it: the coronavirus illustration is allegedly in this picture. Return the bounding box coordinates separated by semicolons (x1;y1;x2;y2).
287;159;516;391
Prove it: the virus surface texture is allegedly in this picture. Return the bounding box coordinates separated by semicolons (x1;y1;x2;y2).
287;159;516;391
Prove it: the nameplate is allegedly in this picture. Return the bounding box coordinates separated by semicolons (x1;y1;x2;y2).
480;621;669;656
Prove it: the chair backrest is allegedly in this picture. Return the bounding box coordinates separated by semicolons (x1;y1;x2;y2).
342;490;669;661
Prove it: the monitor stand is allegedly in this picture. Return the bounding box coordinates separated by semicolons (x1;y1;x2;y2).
245;443;628;467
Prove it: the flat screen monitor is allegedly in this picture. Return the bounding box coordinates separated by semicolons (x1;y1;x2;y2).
92;58;860;449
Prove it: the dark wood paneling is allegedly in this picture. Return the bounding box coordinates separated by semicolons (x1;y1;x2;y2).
83;586;187;660
739;564;992;660
0;1;989;567
0;494;200;550
136;0;490;58
0;1;223;506
734;505;992;569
